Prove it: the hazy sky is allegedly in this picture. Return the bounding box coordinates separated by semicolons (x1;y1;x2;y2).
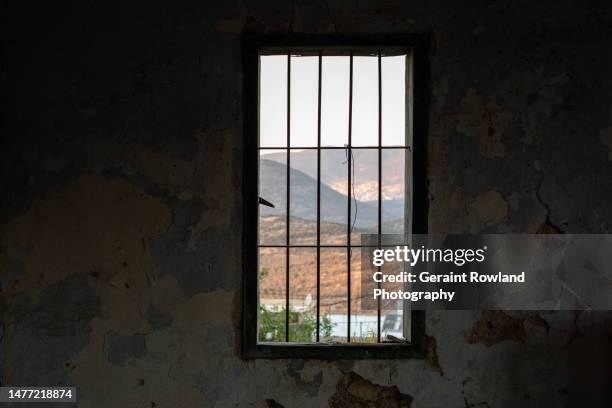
259;54;406;152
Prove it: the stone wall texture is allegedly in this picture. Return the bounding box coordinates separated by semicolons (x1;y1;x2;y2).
2;1;612;406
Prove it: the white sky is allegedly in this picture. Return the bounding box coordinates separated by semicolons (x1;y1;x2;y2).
259;54;406;151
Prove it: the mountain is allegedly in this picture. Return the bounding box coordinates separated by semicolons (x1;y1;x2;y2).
260;159;383;228
263;149;406;202
364;198;405;219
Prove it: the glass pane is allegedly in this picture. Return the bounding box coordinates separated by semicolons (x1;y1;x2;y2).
321;149;348;245
381;254;405;341
382;55;406;146
288;248;317;342
350;247;378;343
321;56;350;147
320;248;347;343
350;149;378;245
289;150;317;244
381;149;406;237
352;56;378;147
259;150;287;245
290;56;318;147
260;55;287;147
258;247;286;342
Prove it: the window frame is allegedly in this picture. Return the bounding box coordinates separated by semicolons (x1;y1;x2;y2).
242;34;429;359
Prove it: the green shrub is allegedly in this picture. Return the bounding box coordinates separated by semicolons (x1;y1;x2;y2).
259;306;333;342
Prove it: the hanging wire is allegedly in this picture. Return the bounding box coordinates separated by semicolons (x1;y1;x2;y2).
342;145;358;234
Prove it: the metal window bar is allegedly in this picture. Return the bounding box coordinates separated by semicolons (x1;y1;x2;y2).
377;50;382;343
316;51;322;342
346;51;353;342
259;146;407;149
259;244;406;248
403;50;413;342
285;53;291;342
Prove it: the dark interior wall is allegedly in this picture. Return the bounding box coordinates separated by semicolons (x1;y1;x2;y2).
1;1;612;406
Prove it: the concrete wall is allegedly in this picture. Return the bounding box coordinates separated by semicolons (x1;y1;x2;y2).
2;1;612;406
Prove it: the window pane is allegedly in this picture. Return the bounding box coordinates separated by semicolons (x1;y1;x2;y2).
321;149;348;245
258;247;286;342
290;56;318;147
381;149;406;237
381;254;406;341
289;248;317;342
350;149;378;245
321;57;349;147
352;56;378;147
259;150;287;245
260;56;287;147
350;247;378;343
382;55;406;146
320;248;347;343
289;149;317;244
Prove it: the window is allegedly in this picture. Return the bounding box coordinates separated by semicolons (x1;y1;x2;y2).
243;35;428;359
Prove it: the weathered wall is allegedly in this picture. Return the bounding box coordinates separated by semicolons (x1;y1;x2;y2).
2;1;612;406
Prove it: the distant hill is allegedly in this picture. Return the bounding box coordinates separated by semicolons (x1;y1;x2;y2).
364;198;405;219
260;158;386;229
262;149;406;202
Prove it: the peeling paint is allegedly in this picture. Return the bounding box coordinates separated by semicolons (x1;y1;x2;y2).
126;149;196;199
1;174;171;301
426;336;444;377
328;372;413;407
456;89;513;159
197;127;238;231
468;190;508;231
464;311;526;347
